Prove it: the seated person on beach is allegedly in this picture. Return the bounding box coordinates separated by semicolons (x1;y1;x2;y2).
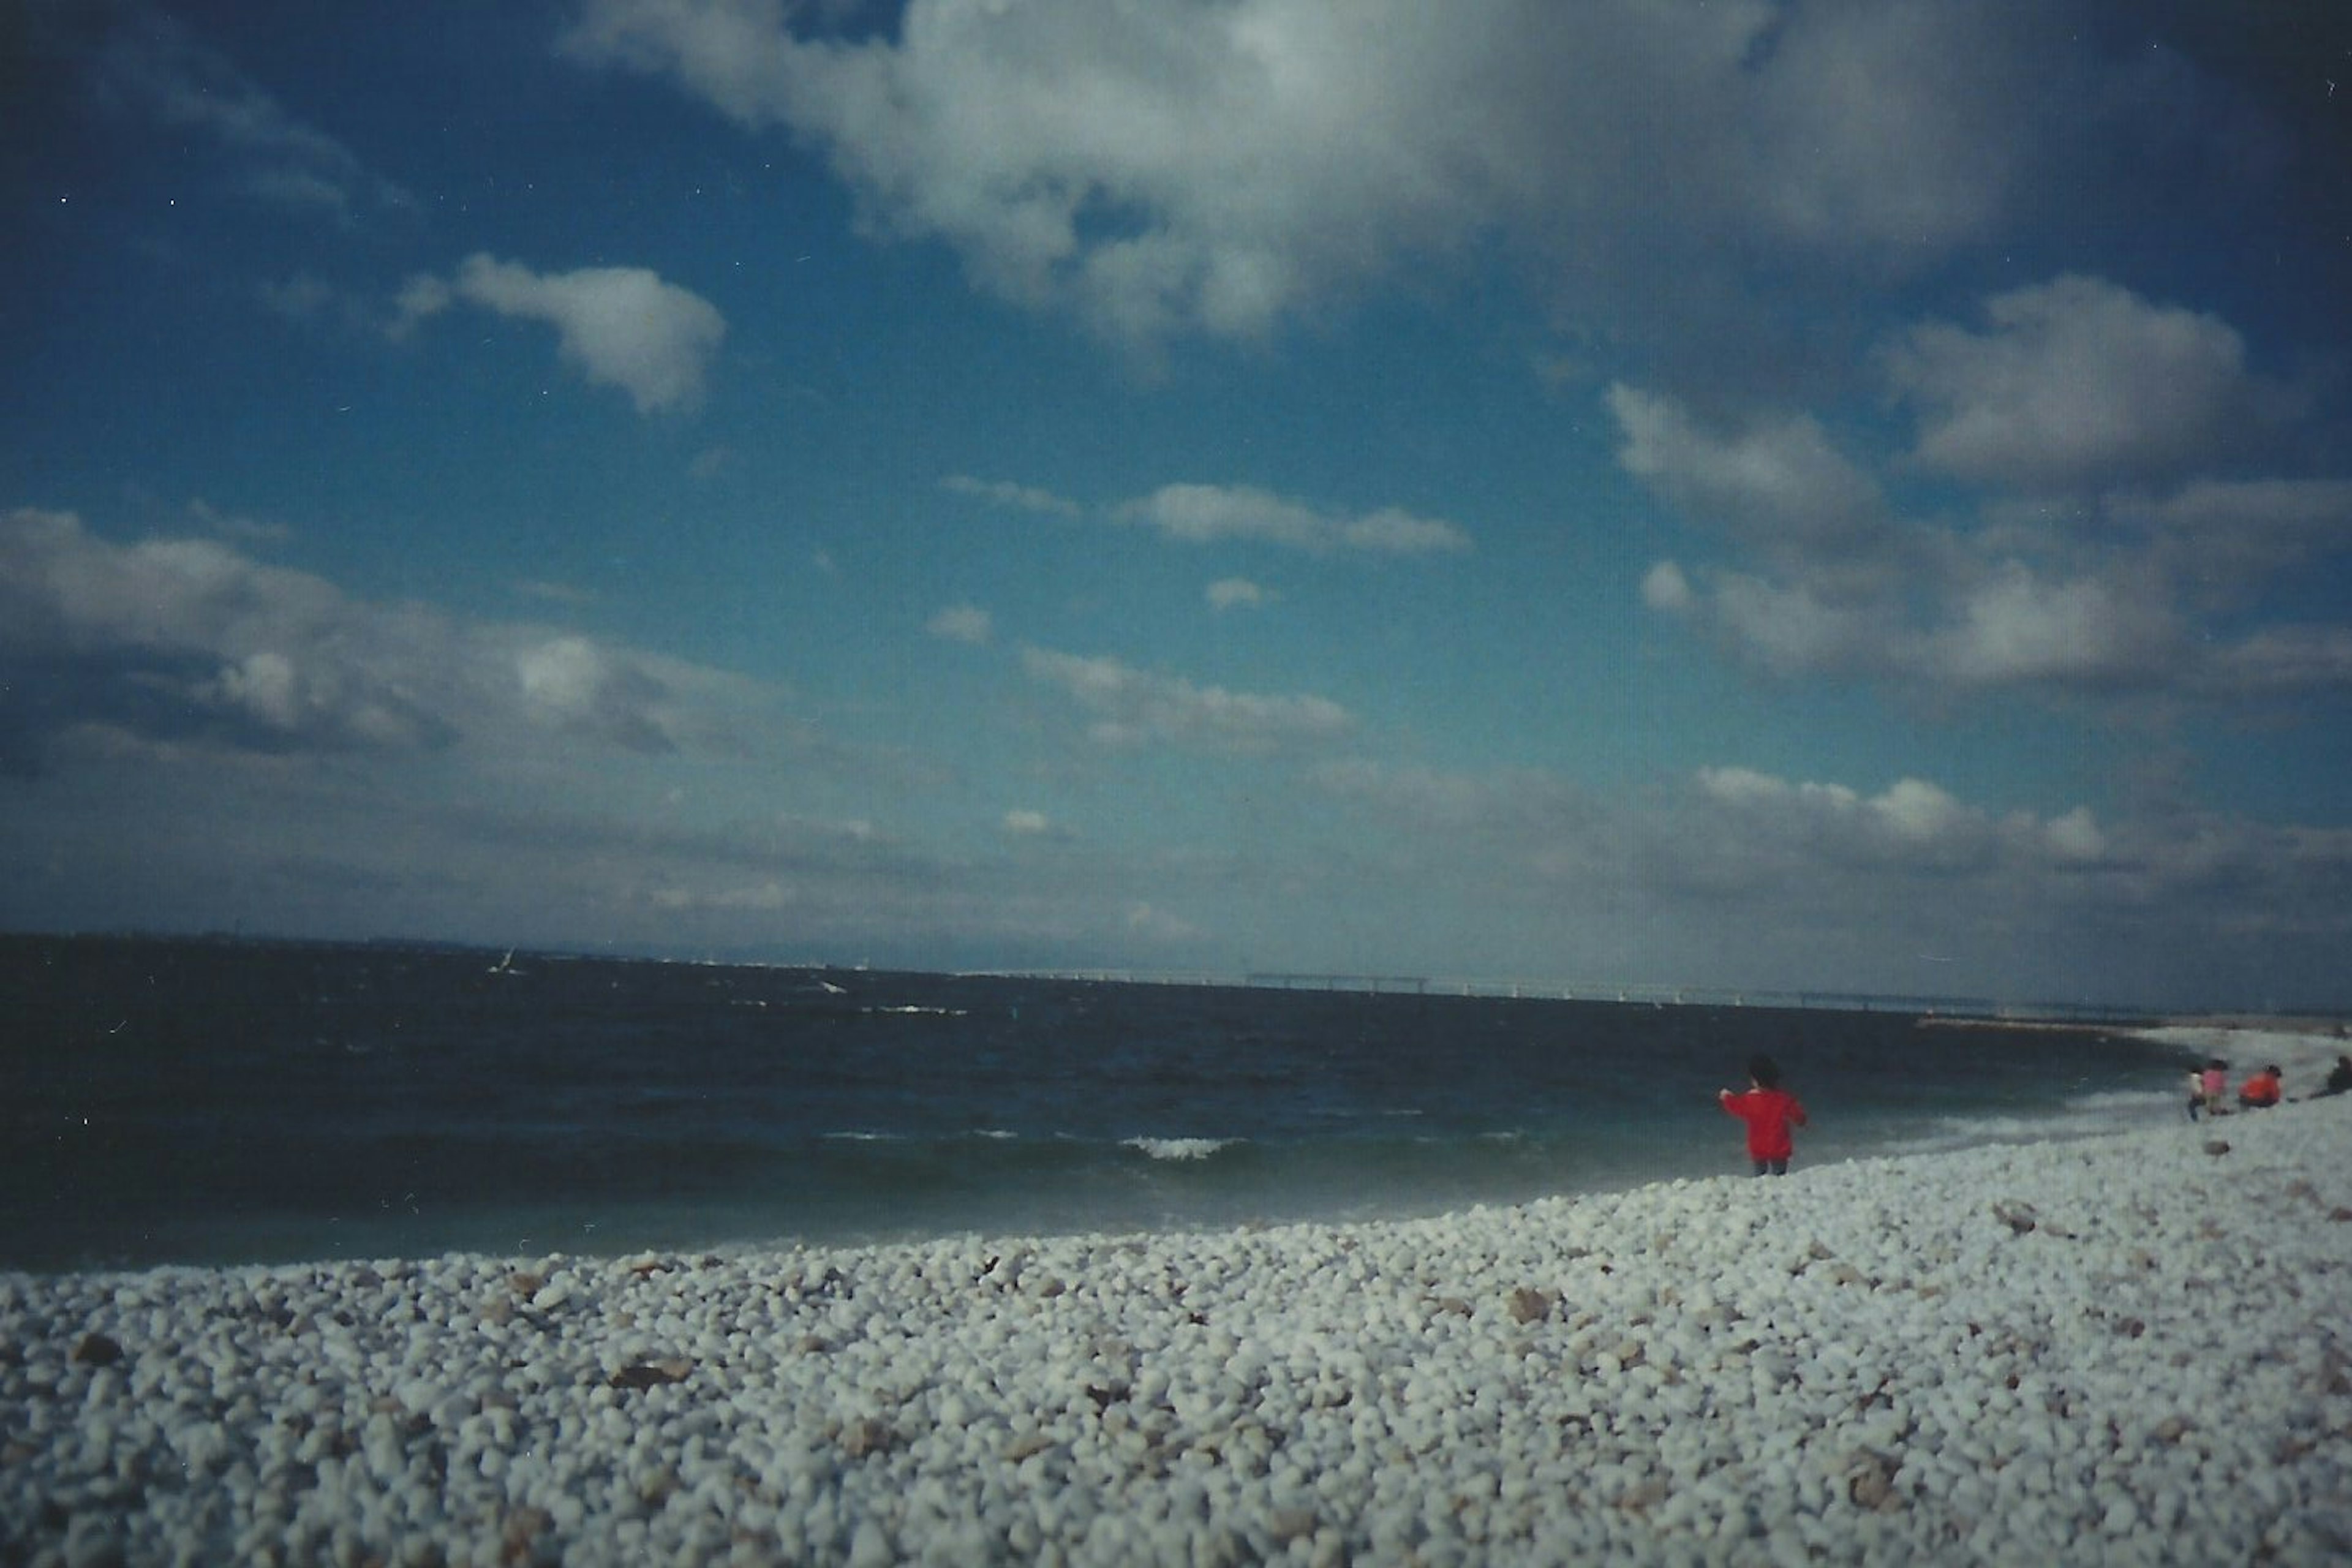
1719;1054;1807;1177
2237;1064;2283;1109
2321;1055;2352;1098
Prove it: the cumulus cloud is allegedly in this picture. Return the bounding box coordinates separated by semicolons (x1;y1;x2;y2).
1694;765;2103;876
0;507;779;773
1001;808;1053;837
1675;761;2352;960
1205;578;1270;612
396;254;726;413
1117;484;1470;556
2122;479;2352;599
1021;646;1351;752
1303;751;2352;1002
1615;277;2352;705
562;0;2108;347
1929;562;2180;689
1606;385;1883;549
1883;276;2265;492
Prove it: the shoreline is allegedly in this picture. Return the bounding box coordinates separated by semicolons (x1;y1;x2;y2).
6;1030;2350;1564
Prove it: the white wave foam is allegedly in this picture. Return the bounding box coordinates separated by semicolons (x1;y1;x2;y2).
1122;1136;1241;1161
1910;1087;2185;1152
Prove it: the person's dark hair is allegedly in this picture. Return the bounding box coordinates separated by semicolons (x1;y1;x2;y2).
1747;1053;1782;1090
2266;1064;2282;1076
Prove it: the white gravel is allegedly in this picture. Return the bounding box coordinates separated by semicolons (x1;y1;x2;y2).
4;1030;2350;1567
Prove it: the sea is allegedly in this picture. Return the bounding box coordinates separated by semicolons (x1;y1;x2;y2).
0;934;2193;1275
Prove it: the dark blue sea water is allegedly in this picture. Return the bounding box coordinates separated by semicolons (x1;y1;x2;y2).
0;935;2189;1272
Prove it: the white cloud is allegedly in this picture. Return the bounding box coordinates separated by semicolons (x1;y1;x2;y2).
1303;752;2352;1002
1606;385;1883;549
652;878;794;911
942;475;1083;519
1117;483;1469;556
398;254;727;414
564;0;2098;346
2043;805;2107;864
1001;809;1052;836
2125;479;2352;596
1125;901;1200;944
1883;276;2261;491
1205;578;1270;612
1702;571;1892;679
2205;625;2352;696
0;507;782;770
1640;560;1693;614
1931;562;2179;689
1696;764;2101;875
88;6;413;219
926;604;994;645
1021;646;1351;752
1612;277;2352;705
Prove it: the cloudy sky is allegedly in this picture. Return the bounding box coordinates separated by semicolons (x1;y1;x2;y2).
6;0;2351;1008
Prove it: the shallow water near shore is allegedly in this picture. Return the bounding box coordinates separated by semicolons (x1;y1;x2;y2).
2;933;2186;1271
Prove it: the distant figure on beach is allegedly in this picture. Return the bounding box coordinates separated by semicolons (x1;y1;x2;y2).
2237;1064;2283;1109
1719;1054;1807;1176
2320;1055;2352;1098
2199;1060;2231;1118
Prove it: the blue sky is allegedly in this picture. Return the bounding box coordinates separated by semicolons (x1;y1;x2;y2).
5;0;2351;1008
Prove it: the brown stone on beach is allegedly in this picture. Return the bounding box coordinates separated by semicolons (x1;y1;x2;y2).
1846;1451;1904;1512
1507;1287;1557;1324
500;1504;553;1563
1267;1507;1319;1545
1992;1202;2037;1235
2203;1141;2230;1156
839;1417;892;1458
608;1359;692;1391
70;1333;124;1366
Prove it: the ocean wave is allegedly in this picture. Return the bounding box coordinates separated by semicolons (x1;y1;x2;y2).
1913;1087;2182;1150
1122;1136;1242;1161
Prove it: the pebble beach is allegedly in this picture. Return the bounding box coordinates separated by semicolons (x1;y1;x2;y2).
6;1027;2350;1567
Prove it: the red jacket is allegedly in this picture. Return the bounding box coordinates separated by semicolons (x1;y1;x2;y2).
1722;1087;1807;1159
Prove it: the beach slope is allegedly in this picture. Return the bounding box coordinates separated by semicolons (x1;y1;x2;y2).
4;1053;2349;1565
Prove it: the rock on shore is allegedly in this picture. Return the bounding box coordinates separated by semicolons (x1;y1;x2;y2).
4;1073;2350;1565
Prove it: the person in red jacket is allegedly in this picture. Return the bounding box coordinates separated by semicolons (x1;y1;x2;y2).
2237;1064;2283;1109
1720;1053;1808;1176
